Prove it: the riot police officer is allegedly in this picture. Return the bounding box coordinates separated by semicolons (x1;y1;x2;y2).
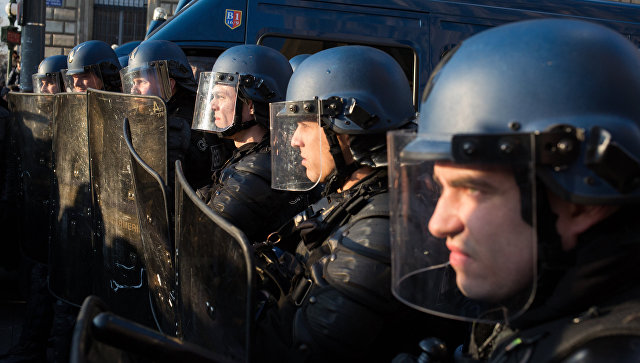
120;39;229;193
63;40;121;92
193;44;310;243
256;45;466;362
32;54;67;94
390;18;640;362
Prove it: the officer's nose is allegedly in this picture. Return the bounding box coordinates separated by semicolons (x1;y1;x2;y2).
290;124;304;148
73;77;84;91
40;82;47;94
428;192;464;239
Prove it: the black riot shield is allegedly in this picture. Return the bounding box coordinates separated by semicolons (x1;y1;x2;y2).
71;295;231;363
8;92;55;263
49;92;93;306
87;89;167;327
124;118;177;336
175;160;255;362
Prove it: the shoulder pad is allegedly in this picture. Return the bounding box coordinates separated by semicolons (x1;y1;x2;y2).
234;149;271;181
349;192;389;224
562;335;640;363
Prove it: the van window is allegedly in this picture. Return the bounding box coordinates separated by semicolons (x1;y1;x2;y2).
260;36;416;101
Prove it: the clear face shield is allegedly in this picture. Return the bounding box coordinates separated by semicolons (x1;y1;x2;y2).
120;60;172;101
270;99;324;191
192;72;240;133
32;73;61;94
388;130;541;323
62;65;104;92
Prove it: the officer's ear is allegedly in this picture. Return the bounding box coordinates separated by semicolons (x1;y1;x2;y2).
337;134;354;165
547;191;619;250
169;78;176;95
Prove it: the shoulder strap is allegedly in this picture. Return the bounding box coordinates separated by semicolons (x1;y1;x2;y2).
491;301;640;363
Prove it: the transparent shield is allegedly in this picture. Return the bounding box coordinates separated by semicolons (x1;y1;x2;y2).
175;161;254;362
87;89;167;327
49;92;93;306
8;93;55;264
192;72;239;133
120;60;172;101
62;66;103;93
270;100;323;191
124;118;177;336
32;73;61;94
389;130;538;324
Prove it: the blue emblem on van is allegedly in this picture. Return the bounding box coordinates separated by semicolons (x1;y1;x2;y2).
225;9;242;30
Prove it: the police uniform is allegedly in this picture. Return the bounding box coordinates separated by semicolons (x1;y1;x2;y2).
389;18;640;363
257;45;468;363
197;136;309;243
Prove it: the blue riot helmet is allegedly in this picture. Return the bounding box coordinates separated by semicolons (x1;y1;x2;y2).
113;40;142;58
192;44;292;136
120;40;196;101
32;54;67;94
118;55;129;68
389;19;640;324
289;53;310;72
64;40;121;92
270;46;416;193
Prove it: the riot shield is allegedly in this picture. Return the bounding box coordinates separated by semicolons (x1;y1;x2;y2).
71;295;231;363
49;92;94;306
124;118;177;336
70;295;138;363
87;89;167;327
8;92;55;264
175;160;255;362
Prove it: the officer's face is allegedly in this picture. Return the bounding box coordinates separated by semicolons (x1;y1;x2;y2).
130;76;157;96
209;84;236;129
427;163;534;303
71;72;103;92
40;79;59;94
290;121;335;183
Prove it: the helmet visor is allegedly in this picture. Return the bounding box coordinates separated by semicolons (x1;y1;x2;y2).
120;60;172;101
192;72;239;133
32;73;61;94
389;130;538;324
62;65;103;92
270;100;324;191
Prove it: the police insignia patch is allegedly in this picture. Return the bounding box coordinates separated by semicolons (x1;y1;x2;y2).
225;9;242;30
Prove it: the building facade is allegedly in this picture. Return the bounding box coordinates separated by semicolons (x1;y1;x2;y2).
44;0;179;57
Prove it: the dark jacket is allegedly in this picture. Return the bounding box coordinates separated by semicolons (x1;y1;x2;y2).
197;136;311;243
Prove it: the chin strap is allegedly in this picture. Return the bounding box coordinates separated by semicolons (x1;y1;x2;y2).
321;126;359;196
218;91;257;137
